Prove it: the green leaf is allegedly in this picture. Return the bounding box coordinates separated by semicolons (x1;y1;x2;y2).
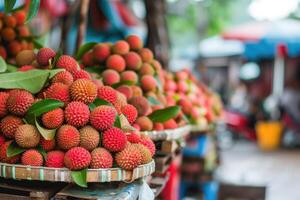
75;42;97;60
4;0;17;13
7;141;25;157
92;98;112;107
111;80;135;89
84;66;103;74
147;96;161;106
6;64;18;72
148;106;181;123
35;118;57;140
26;0;40;23
114;115;121;128
119;114;136;131
51;50;62;68
32;38;44;49
49;69;64;78
25;99;64;124
0;57;7;73
11;4;25;12
71;169;87;188
37;145;47;159
0;69;50;94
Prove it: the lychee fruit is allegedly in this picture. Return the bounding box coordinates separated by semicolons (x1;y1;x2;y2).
0;46;7;59
178;99;192;115
64;147;91;170
4;15;17;27
131;86;143;97
15;124;40;148
56;55;79;73
72;69;91;80
0;134;5;146
97;86;118;104
16;50;36;67
51;71;74;86
93;43;110;62
126;131;141;143
42;108;64;129
90;105;116;131
0;141;20;164
0;115;24;139
70;79;98;104
7;89;34;116
82;51;94;66
21;149;43;166
112;40;129;55
40;138;56;151
140;63;154;75
1;27;16;41
102;69;120;86
13;11;26;25
154;123;164;131
56;125;80;150
0;92;9;118
102;127;127;152
120;70;138;84
79;125;100;151
126;35;143;50
37;47;56;66
150;59;162;71
90;147;113;168
135;116;153;131
124;52;142;70
138;48;153;62
163;119;178;129
140;134;156;156
132;143;152;164
65;101;90;127
177;80;188;92
140;75;157;92
113;92;127;114
121;104;138;124
129;96;150;116
45;150;65;168
17;65;35;72
45;83;70;105
115;144;142;170
18;25;30;37
8;41;21;56
106;54;126;72
117;85;133;99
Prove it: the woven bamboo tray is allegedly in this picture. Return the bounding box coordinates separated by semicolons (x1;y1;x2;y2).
0;160;155;183
142;125;191;141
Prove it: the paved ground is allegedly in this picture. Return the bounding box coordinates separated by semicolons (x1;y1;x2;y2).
217;141;300;200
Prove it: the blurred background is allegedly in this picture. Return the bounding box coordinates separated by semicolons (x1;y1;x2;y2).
2;0;300;199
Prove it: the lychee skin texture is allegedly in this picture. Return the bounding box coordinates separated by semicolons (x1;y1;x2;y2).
136;116;153;131
0;115;24;139
102;69;120;86
17;65;35;72
45;83;70;105
0;46;7;59
93;43;111;62
115;144;142;170
140;63;154;76
70;79;98;104
52;71;74;86
0;92;9;118
124;52;142;70
0;141;20;164
56;125;80;150
129;96;150;116
140;75;157;92
126;35;143;50
0;135;5;146
37;47;56;66
121;104;138;125
132;143;152;164
15;50;36;67
21;149;43;166
56;55;79;73
7;90;34;116
126;132;141;143
97;86;118;104
64;147;91;170
120;70;138;84
106;54;126;72
45;150;65;168
90;148;113;168
131;86;143;97
15;124;40;148
138;48;153;62
90;105;116;131
82;51;94;66
40;138;56;151
163;119;178;129
13;11;26;25
154;123;164;131
72;70;92;80
102;127;127;152
65;101;90;127
1;27;16;42
42;108;64;129
112;40;130;55
4;15;17;27
79;126;100;151
8;41;21;55
113;92;127;114
140;135;156;156
117;85;133;99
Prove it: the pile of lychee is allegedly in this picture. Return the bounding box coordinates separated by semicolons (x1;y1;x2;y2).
164;69;223;127
80;35;186;131
0;10;35;63
0;47;156;171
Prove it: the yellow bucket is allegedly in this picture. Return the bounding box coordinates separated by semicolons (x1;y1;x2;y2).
256;121;283;150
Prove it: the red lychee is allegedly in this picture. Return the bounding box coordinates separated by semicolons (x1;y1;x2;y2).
102;69;120;86
93;43;111;62
0;115;23;139
45;83;70;105
56;55;79;73
51;71;74;86
90;147;113;168
56;125;80;150
115;144;142;170
65;101;90;127
140;63;154;75
7;89;34;116
21;149;43;166
97;86;118;104
129;96;150;116
120;70;138;84
140;75;157;92
163;119;178;129
135;116;153;131
124;52;142;70
138;48;153;62
126;35;143;50
90;105;116;131
45;150;65;168
64;147;91;170
121;104;138;125
0;92;9;118
37;47;56;66
42;108;64;129
72;69;91;80
102;127;127;152
112;40;129;55
106;54;126;72
70;79;98;104
0;141;20;164
117;85;133;99
40;138;56;151
140;134;156;156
